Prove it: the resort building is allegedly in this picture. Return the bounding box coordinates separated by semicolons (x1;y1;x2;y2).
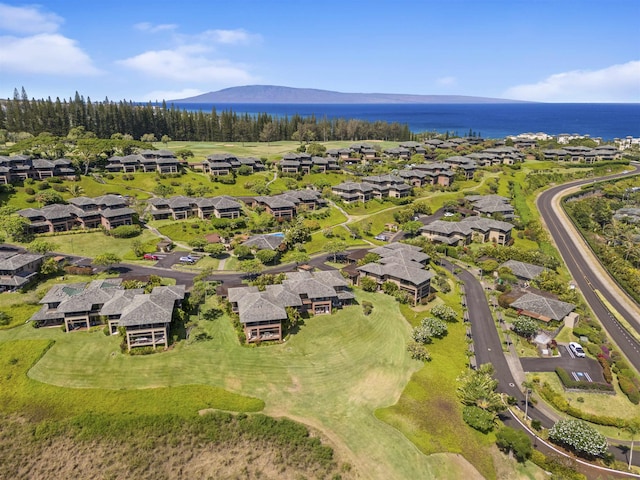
354;243;434;305
146;195;242;220
420;217;514;246
227;270;354;343
197;154;266;175
509;292;576;323
29;279;186;350
0;155;75;184
106;150;181;174
0;251;44;292
18;195;135;233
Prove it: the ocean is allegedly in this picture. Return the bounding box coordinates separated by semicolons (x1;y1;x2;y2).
171;102;640;140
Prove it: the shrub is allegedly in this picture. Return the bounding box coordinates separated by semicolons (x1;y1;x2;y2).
109;224;142;238
360;277;378;292
462;405;495;433
555;367;613;392
548;419;608;458
52;184;66;192
495;426;532;462
618;375;640;404
512;315;538;338
585;342;601;357
529;451;586;480
361;301;373;316
596;354;613;384
430;304;457;322
63;265;93;275
407;341;431;361
25;196;36;203
24;187;35;195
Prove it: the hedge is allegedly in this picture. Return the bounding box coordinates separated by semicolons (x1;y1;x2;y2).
596;355;613;384
538;382;621;427
618;375;640;405
63;265;93;275
529;450;586;480
555;367;613;392
109;225;142;238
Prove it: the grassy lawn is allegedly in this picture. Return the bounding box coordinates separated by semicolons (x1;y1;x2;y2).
530;372;639;440
0;290;485;480
155;217;221;244
0;302;41;330
0;339;263;420
314;206;347;229
29;229;160;258
377;269;498;479
305;230;369;254
158;140;402;164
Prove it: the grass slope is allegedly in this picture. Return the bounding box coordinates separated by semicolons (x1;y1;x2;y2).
0;291;483;479
0;339;264;421
377;274;497;479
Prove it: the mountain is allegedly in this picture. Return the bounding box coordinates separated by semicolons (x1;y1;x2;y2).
170;85;526;104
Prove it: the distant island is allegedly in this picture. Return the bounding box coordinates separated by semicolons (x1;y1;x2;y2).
170;85;528;104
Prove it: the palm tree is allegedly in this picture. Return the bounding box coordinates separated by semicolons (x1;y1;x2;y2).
522;380;536;421
66;184;84;197
625;418;640;470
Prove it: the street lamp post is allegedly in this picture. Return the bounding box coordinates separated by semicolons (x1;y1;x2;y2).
524;388;532;421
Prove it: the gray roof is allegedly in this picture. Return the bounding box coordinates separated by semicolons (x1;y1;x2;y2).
499;260;545;280
357;262;434;286
465;195;514;214
0;253;44;271
370;243;430;264
230;270;353;324
422;217;514;236
333;182;374;193
101;207;135;218
242;234;284;251
117;293;176;326
510;293;575;321
237;292;287;324
32;279;184;326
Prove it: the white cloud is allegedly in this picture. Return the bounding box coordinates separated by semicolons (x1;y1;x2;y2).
198;29;260;45
504;61;640;102
134;22;177;33
0;3;63;34
138;88;204;102
436;76;456;86
0;33;101;75
118;46;255;83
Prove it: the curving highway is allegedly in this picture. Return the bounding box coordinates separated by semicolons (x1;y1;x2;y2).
536;163;640;373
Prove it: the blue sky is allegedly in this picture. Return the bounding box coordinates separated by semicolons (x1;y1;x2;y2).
0;0;639;103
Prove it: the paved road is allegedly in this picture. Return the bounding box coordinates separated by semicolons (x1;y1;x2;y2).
446;259;640;474
537;164;640;373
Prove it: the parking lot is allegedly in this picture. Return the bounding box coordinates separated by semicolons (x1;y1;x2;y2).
520;344;606;383
147;252;200;269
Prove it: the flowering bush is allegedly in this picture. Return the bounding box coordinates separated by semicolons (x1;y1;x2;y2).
511;315;539;338
549;419;607;458
430;304;458;322
411;317;448;344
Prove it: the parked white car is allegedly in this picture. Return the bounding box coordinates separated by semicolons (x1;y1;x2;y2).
569;342;586;358
179;255;196;264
